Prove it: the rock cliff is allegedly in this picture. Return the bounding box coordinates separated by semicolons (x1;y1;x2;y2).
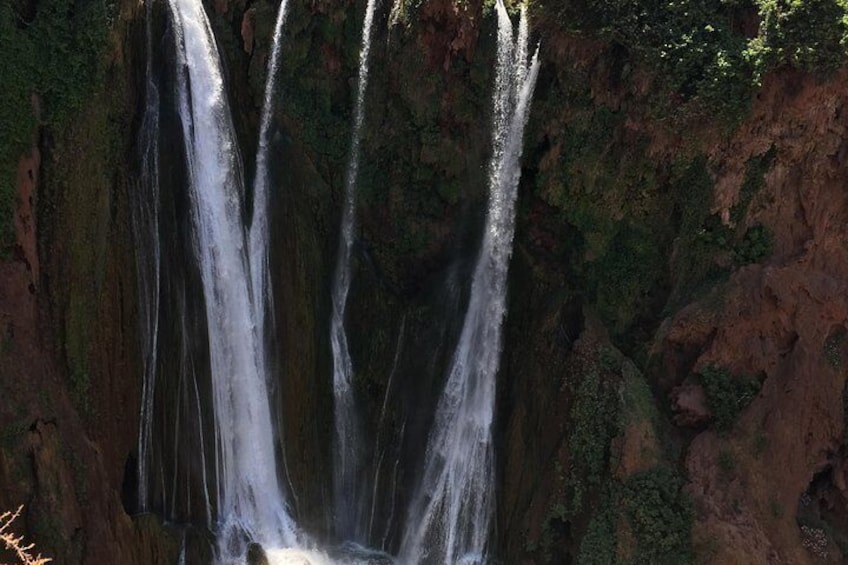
1;0;848;563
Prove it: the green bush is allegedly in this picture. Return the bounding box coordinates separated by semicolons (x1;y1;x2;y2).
567;369;619;513
697;365;761;433
734;224;773;264
621;466;694;564
750;0;848;73
577;499;617;565
553;0;848;120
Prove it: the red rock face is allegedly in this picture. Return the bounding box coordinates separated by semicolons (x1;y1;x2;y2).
658;69;848;563
0;143;178;563
417;0;479;71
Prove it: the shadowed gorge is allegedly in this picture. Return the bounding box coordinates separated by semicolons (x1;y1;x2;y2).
2;0;848;563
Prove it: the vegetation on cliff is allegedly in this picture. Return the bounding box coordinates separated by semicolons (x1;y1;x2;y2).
0;0;114;252
553;0;848;118
1;0;847;563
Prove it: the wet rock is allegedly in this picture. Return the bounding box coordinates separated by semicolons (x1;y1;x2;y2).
241;8;255;55
247;542;270;565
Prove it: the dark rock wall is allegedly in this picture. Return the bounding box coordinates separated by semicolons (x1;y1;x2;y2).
2;0;848;563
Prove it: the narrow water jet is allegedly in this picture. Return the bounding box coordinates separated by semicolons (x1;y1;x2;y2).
399;2;540;562
330;0;379;542
133;0;162;514
249;0;292;343
165;0;297;557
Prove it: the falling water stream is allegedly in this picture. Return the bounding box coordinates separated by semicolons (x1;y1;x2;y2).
134;0;161;513
330;0;379;543
249;0;291;340
399;2;540;562
136;0;540;561
166;0;297;557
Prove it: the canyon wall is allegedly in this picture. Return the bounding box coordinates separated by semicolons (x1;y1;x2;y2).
1;0;847;563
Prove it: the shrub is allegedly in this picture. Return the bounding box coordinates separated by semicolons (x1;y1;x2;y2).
566;369;619;513
553;0;848;121
697;365;761;433
750;0;848;73
734;224;773;264
576;498;617;565
621;466;694;564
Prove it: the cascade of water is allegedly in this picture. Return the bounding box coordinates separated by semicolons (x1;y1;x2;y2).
134;0;162;514
399;2;540;562
249;0;292;347
330;0;378;542
165;0;297;557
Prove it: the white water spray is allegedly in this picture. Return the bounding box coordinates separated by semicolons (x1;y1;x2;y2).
399;2;540;562
166;0;297;557
330;0;379;542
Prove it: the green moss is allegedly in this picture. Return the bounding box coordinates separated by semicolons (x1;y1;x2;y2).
619;362;660;434
590;223;665;335
731;146;777;223
621;466;694;564
697;365;761;433
666;158;728;310
0;419;29;449
0;0;113;252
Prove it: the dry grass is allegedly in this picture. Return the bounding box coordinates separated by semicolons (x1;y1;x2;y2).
0;506;51;565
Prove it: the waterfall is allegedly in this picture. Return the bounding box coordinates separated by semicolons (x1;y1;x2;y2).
399;2;540;562
330;0;378;542
249;0;291;346
134;0;162;514
165;0;297;557
136;0;540;560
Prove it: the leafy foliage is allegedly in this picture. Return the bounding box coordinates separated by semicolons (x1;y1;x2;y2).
733;224;773;264
621;467;694;564
566;369;620;513
576;497;617;565
752;0;848;72
697;365;761;433
554;0;848;120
